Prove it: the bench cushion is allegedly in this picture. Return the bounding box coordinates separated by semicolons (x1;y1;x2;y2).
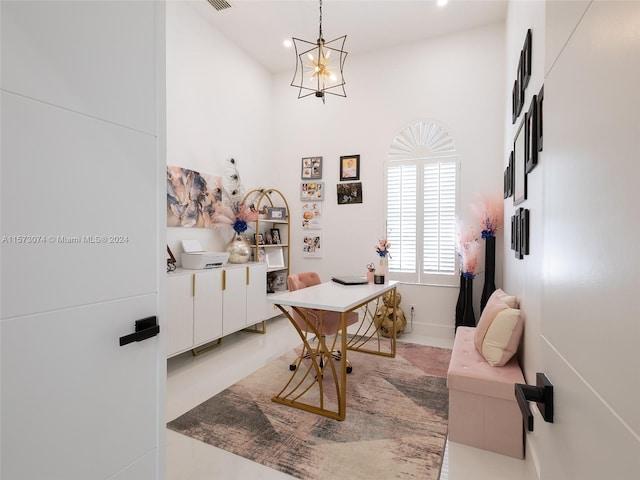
447;326;524;400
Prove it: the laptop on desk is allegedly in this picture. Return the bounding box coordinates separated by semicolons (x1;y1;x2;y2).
331;275;369;285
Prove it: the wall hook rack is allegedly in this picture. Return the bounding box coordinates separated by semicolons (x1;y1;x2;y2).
515;372;554;431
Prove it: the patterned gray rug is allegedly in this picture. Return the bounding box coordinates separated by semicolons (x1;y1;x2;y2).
168;341;451;480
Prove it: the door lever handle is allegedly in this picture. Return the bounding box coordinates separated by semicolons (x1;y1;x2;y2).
119;316;159;346
515;372;554;431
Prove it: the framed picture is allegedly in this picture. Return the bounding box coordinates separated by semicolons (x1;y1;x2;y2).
510;215;517;251
266;207;287;220
504;151;513;199
520;208;530;256
512;80;519;125
537;85;544;152
254;233;265;245
270;228;281;244
513;116;527;206
514;209;523;260
337;182;363;204
257;247;266;263
301;182;324;201
302;233;322;258
301;156;322;180
526;95;538;174
340;155;360;181
302;202;322;229
521;29;532;90
265;247;285;269
267;271;288;293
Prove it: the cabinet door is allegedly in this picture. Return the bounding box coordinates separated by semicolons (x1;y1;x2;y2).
167;274;195;357
193;269;223;347
247;263;267;326
222;266;248;335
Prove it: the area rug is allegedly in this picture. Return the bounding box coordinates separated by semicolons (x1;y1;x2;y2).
167;341;452;480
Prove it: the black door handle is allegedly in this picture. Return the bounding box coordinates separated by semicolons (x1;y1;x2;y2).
515;372;554;431
119;316;160;346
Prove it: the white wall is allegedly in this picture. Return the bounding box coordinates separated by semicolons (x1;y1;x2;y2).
271;23;506;338
166;1;274;259
504;1;640;478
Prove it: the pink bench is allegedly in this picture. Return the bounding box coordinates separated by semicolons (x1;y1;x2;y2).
446;326;525;458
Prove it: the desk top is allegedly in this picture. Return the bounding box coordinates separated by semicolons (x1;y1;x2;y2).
268;280;398;312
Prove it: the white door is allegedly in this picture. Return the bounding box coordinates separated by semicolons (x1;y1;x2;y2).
537;2;640;478
1;2;165;479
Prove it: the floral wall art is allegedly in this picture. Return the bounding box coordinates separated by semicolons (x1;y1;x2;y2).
167;166;222;228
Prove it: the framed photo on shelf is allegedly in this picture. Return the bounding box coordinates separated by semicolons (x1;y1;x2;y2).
301;182;324;201
257;247;266;263
340;155;360;181
266;207;287;221
270;228;281;244
264;231;273;244
301;156;322;180
254;233;265;246
265;247;285;269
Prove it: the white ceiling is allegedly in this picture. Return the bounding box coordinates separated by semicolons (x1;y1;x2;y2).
193;0;508;74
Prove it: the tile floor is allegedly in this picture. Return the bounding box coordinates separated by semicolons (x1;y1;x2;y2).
166;315;532;480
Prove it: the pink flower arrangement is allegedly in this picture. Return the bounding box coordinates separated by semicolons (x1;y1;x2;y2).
375;238;391;258
473;195;504;239
456;220;480;278
211;158;260;234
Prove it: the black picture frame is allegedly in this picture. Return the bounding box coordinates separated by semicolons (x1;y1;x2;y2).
511;215;517;251
513;116;527;206
254;233;264;246
266;206;287;220
337;182;363;204
520;208;530;256
339;155;360;181
537;85;544;152
301;156;322;180
526;95;538;174
270;228;281;245
512;80;518;124
521;29;532;90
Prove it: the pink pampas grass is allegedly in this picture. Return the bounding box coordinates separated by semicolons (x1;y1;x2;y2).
456;219;481;278
473;195;504;238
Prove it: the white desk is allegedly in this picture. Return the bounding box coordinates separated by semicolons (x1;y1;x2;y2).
268;280;399;420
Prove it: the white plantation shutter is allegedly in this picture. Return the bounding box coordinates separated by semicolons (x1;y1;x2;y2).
386;163;417;274
385;159;458;285
423;160;457;275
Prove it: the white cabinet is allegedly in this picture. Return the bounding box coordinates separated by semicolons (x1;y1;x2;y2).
167;263;266;358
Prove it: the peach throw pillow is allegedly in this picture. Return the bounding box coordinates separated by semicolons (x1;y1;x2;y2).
481;308;524;366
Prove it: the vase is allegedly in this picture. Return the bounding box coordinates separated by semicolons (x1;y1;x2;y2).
462;275;476;327
376;257;388;281
226;232;251;264
454;273;466;332
480;236;496;313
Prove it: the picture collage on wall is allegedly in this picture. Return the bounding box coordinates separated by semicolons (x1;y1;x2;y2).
506;28;542;259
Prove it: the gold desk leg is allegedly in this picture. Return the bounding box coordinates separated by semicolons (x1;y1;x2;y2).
191;338;222;356
271;305;345;421
346;286;397;358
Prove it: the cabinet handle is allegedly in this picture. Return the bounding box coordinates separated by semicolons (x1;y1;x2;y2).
119;316;159;346
246;266;249;285
222;270;226;291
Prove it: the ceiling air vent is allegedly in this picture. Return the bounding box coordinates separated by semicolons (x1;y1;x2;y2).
207;0;231;11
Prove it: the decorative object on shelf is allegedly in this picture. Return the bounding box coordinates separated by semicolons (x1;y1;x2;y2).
337;182;362;204
301;157;322;179
266;207;287;220
455;223;480;330
339;154;360;181
473;195;504;312
290;0;347;103
265;247;285;269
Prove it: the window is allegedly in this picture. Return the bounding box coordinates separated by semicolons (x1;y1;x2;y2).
385;121;459;285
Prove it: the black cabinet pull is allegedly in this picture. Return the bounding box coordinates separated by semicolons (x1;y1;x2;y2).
119;316;159;346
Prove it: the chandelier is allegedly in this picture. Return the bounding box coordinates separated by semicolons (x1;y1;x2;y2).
290;0;348;103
